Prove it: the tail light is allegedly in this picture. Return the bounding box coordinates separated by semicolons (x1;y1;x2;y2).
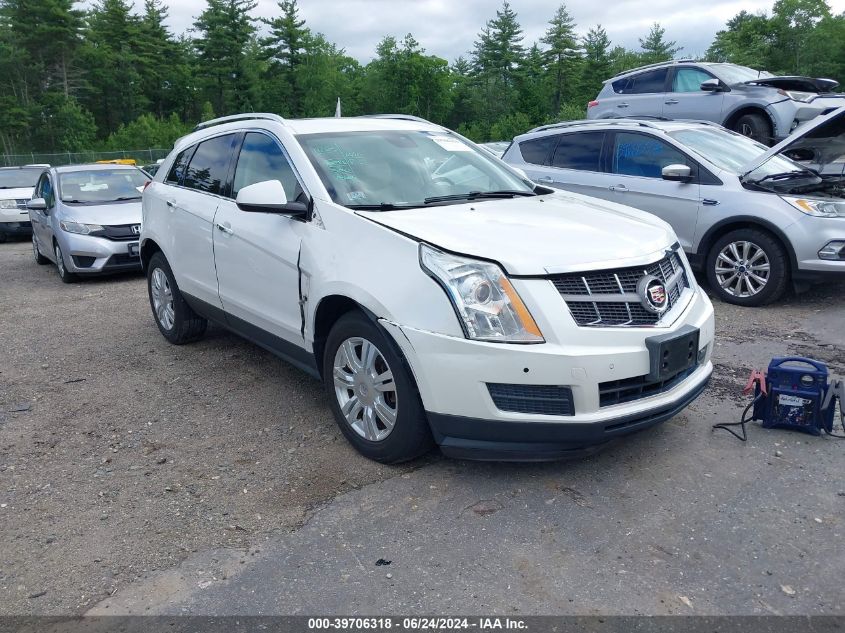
588;100;599;108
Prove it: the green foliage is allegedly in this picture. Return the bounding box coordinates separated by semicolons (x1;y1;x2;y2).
0;0;842;158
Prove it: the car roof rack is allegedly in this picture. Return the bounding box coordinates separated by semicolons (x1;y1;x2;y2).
610;58;698;80
527;119;662;134
358;114;436;125
194;113;286;132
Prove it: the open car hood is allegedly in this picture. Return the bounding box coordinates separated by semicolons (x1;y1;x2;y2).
740;106;845;177
743;76;840;93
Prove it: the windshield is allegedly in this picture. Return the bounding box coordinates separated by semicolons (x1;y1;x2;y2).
710;63;773;85
669;128;805;175
59;168;149;204
0;168;42;189
297;130;532;208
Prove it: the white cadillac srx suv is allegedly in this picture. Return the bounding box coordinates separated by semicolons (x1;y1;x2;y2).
141;113;715;463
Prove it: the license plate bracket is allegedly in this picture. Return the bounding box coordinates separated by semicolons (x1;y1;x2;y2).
645;325;700;382
127;243;139;257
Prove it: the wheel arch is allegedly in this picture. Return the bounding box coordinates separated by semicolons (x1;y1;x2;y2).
696;217;796;273
140;238;163;273
722;105;775;137
312;295;381;379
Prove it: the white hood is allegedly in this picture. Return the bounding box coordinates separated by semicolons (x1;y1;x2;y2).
0;186;35;201
359;191;678;276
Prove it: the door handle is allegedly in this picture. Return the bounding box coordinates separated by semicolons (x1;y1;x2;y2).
215;222;233;235
664;99;679;105
609;184;629;192
166;200;176;210
536;176;554;184
702;198;720;206
616;103;629;109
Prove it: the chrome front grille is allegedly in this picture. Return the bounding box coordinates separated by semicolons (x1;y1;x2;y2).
551;251;689;327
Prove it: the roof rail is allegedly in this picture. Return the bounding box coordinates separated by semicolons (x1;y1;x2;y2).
194;113;286;132
611;58;697;79
358;114;436;125
527;119;662;134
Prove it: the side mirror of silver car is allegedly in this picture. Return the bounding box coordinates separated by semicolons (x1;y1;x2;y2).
700;78;724;92
662;164;693;183
26;197;47;211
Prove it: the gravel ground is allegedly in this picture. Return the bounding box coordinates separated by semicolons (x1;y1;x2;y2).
1;236;843;616
0;239;429;615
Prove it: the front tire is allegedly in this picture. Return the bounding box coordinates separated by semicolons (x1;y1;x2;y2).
147;251;207;344
323;311;433;463
705;228;789;306
732;113;772;145
54;242;77;283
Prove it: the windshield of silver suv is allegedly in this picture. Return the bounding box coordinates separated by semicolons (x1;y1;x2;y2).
59;169;149;204
297;130;534;209
0;167;42;189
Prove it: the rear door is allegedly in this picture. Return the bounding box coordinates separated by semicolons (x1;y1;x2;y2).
664;66;725;122
163;134;238;307
607;131;701;251
611;68;669;118
212;131;307;345
527;131;619;201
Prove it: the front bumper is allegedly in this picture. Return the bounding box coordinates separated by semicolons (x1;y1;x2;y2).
382;285;715;460
0;220;32;236
769;98;845;139
58;231;141;274
788;213;845;278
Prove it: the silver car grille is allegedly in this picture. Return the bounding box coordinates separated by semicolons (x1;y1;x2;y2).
550;251;689;327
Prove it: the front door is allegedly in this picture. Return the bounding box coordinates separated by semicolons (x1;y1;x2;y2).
664;67;725;123
31;173;56;253
213;131;307;344
608;131;702;251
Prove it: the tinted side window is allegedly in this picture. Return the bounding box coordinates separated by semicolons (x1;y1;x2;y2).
518;135;557;165
183;134;238;195
232;132;304;200
612;132;692;179
672;67;715;93
165;147;194;185
39;175;55;207
627;68;668;94
550;132;605;172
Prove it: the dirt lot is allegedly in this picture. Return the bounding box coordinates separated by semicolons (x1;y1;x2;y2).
1;236;844;616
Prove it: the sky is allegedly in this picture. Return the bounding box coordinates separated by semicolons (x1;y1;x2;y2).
156;0;845;63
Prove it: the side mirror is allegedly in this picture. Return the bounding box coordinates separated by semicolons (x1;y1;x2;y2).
700;78;724;92
235;180;307;217
26;198;47;211
662;164;693;182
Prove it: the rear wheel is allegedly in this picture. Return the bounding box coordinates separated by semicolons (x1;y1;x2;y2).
323;311;433;463
705;228;789;306
147;251;207;344
732;113;772;145
54;242;77;283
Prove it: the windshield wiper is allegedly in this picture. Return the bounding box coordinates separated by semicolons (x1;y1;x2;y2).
745;169;817;185
423;190;537;204
114;195;142;201
347;203;421;211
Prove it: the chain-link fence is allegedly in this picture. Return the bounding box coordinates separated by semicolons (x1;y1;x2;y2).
1;148;172;167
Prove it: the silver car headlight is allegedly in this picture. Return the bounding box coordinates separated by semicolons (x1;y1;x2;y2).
780;90;816;103
59;221;104;235
0;199;18;209
420;243;544;343
782;196;845;218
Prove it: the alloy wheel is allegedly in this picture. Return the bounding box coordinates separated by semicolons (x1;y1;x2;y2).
714;240;770;298
54;244;66;276
332;337;398;442
150;267;175;330
32;236;39;260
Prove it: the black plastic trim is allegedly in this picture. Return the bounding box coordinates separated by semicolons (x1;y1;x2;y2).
181;292;320;379
427;374;710;461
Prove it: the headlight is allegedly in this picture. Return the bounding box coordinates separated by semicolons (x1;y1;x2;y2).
779;89;816;103
420;243;544;343
0;199;18;209
59;221;104;235
781;196;845;218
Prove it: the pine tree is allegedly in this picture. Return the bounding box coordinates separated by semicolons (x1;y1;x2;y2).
581;25;612;104
639;23;682;64
262;0;309;115
541;4;580;115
